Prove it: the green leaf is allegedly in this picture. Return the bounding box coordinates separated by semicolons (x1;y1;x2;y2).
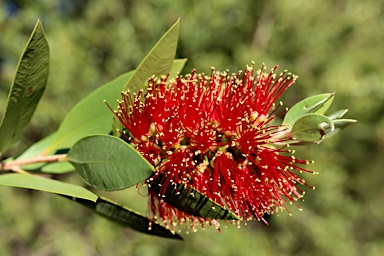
283;93;334;126
20;161;74;174
45;71;133;153
123;19;180;93
0;173;97;201
17;132;57;160
11;132;57;171
169;58;188;79
149;174;240;220
0;20;50;155
41;161;74;174
15;132;74;173
67;135;154;191
291;113;334;142
328;109;349;120
323;119;357;139
65;196;182;240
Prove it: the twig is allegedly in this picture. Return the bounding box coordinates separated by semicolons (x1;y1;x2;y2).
0;154;67;172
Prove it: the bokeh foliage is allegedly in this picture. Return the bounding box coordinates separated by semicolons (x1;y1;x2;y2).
0;0;383;255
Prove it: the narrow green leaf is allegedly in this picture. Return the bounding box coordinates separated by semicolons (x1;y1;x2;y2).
19;161;74;174
169;58;188;79
41;161;74;174
15;132;74;173
328;109;349;120
283;93;334;126
0;20;50;155
291;113;334;142
0;173;97;202
123;19;180;93
67;135;154;191
11;132;57;171
45;71;133;153
64;196;182;239
323;119;357;139
149;174;240;220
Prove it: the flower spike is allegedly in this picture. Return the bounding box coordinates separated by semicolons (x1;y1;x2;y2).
110;64;316;232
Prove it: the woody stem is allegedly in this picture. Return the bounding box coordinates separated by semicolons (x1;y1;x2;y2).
0;154;67;172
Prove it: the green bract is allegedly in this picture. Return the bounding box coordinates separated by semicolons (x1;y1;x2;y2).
291;113;334;142
283;93;334;126
285;93;356;144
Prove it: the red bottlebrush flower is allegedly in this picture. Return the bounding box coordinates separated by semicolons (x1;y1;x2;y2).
111;64;314;232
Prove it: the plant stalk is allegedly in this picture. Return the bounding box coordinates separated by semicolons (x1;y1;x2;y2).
0;154;67;172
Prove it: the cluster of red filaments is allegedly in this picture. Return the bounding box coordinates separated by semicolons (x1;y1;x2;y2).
111;64;314;233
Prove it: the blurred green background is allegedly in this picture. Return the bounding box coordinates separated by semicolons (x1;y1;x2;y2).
1;0;383;255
